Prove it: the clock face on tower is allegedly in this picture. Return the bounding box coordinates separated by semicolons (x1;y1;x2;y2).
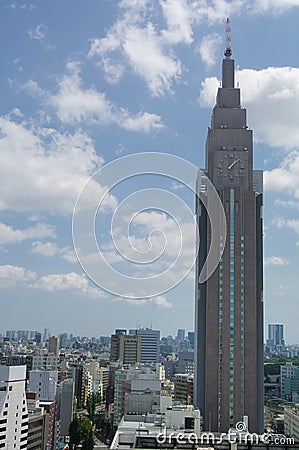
214;150;248;185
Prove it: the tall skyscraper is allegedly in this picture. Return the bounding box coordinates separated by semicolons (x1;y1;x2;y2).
267;323;285;351
194;40;264;433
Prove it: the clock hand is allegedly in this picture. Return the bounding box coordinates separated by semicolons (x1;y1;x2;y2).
228;158;240;170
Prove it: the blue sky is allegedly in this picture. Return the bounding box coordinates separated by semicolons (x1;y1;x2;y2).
1;0;299;342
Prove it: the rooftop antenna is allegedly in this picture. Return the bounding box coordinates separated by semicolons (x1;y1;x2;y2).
225;17;232;58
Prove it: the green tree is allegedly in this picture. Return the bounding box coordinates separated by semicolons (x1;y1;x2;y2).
69;417;81;449
95;413;112;439
69;417;94;449
86;393;96;423
82;429;94;450
80;418;93;443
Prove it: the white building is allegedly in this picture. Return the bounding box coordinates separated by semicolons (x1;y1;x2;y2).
110;401;201;449
32;354;58;370
0;365;28;449
28;370;58;401
284;406;299;441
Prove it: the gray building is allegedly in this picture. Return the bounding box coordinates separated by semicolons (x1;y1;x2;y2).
177;350;194;375
57;378;75;437
194;47;264;433
267;324;285;352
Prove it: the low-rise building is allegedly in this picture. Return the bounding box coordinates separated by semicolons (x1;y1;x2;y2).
27;405;48;450
284;405;299;442
174;373;194;405
110;402;201;449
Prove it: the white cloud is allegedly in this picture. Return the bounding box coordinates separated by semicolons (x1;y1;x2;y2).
31;272;106;298
0;263;106;299
160;0;194;45
272;217;299;245
197;33;222;68
31;241;77;263
28;24;46;41
0;265;37;288
251;0;299;14
274;199;299;210
149;295;173;308
0;116;117;214
0;222;55;245
199;66;299;148
264;256;289;266
9;3;35;11
279;218;299;235
122;24;182;96
113;294;173;308
265;151;299;199
88;0;299;97
118;111;164;132
88;6;183;96
35;62;164;131
52;62;112;123
100;57;126;84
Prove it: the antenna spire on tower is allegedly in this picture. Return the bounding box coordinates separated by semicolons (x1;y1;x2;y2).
225;17;232;58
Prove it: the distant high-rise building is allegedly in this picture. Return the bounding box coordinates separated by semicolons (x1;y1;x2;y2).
48;336;59;356
110;330;141;365
267;324;285;351
130;328;160;363
43;328;50;342
194;40;264;433
35;332;42;344
59;333;69;349
187;331;195;349
176;329;185;341
0;365;29;449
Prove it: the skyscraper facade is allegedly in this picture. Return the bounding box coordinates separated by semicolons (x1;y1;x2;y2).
267;323;285;351
194;49;264;433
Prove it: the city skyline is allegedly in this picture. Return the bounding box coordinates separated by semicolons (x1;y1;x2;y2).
0;1;299;340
